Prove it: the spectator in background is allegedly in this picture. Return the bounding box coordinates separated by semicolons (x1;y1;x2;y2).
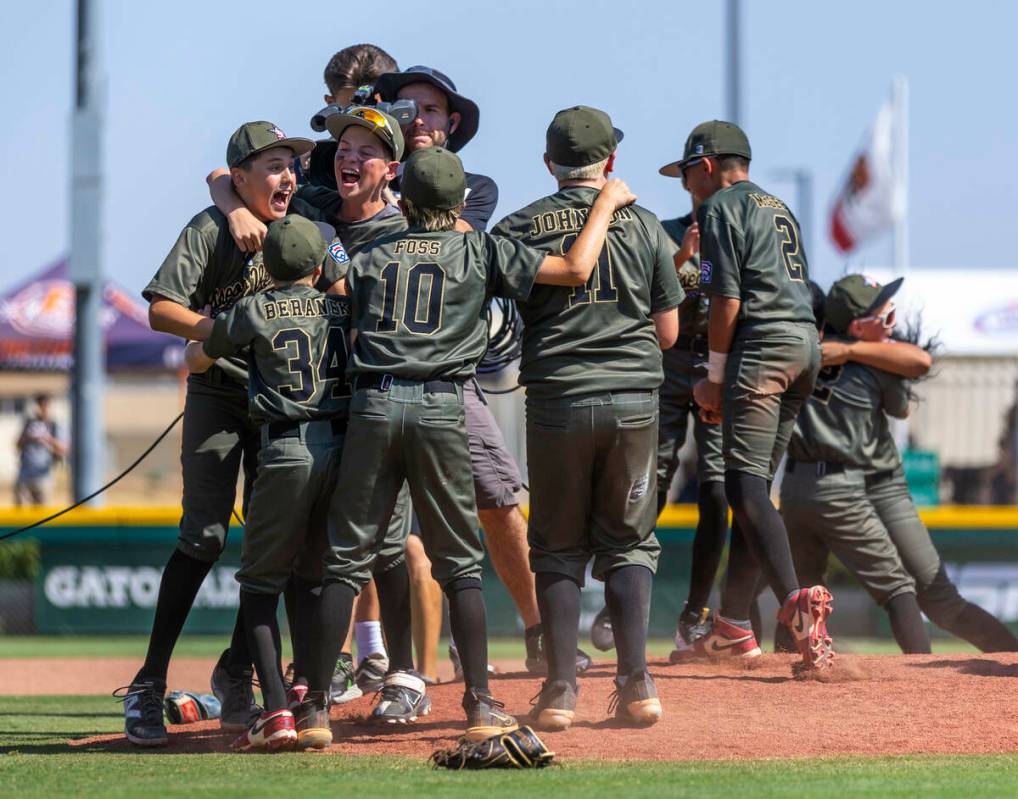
15;394;65;506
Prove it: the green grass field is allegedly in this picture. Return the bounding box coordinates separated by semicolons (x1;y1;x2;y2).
0;696;1016;799
0;635;993;797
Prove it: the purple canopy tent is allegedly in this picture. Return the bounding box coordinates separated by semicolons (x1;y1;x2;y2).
0;259;184;371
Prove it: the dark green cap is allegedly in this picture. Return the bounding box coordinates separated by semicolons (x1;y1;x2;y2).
262;216;330;282
401;147;465;210
325;106;404;161
659;120;751;178
226;121;314;169
825;274;904;335
545;105;624;168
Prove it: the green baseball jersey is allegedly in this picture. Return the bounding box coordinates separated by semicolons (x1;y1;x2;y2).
347;229;544;380
697;180;814;328
296;185;407;286
144;201;343;382
491;187;684;400
202;283;351;424
661;213;708;338
788;355;909;471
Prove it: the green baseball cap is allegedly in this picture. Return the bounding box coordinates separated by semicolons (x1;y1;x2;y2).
825;274;904;335
325;106;405;161
545;105;624;168
262;216;330;282
659;120;752;178
401;147;465;211
226;121;314;169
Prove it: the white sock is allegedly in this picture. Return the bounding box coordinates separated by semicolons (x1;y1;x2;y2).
354;621;386;666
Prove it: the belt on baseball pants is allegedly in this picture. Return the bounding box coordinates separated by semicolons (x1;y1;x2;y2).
673;334;709;357
353;374;460;394
265;418;347;439
786;460;846;477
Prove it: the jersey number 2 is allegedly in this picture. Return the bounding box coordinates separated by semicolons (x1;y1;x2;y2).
377;261;446;335
272;326;350;403
773;215;805;282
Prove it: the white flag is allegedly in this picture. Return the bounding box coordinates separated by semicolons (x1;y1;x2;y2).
829;99;904;253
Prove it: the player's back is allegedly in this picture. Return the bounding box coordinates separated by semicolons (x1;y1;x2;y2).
347;229;542;382
698;181;815;330
238;284;352;424
493;187;683;399
789;357;909;471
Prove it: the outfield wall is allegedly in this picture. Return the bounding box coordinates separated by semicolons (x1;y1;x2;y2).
2;506;1018;638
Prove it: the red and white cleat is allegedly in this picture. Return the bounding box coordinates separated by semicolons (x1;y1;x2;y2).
778;585;835;673
671;613;762;661
231;709;297;752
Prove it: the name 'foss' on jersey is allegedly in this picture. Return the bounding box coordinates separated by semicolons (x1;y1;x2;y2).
697;180;814;327
492;186;684;399
202;284;352;424
346;229;545;381
787;355;910;473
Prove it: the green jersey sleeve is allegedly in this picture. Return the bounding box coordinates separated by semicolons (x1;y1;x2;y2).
647;219;685;313
698;208;743;301
203;301;255;360
484;234;544;302
143;220;215;307
878;370;911;420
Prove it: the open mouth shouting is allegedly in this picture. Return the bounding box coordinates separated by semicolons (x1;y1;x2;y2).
269;187;292;213
339;166;361;190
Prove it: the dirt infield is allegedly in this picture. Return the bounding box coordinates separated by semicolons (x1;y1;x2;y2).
13;652;1017;761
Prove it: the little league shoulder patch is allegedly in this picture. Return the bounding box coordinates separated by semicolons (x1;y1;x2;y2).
700;259;713;284
328;240;350;265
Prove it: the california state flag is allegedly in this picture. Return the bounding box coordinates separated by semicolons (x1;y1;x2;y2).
829;99;904;253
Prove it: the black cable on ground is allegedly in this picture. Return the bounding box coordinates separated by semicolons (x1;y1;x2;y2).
0;411;185;542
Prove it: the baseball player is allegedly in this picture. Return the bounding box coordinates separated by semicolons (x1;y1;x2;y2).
373;64;585;677
119;122;317;747
782;275;1018;653
208;107;411;695
492;105;683;730
183;215;349;751
295;145;636;748
686;120;834;674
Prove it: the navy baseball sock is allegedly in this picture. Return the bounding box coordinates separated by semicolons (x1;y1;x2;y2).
535;571;581;686
224;603;253;676
309;582;356;695
685;481;729;611
604;565;652;677
444;577;489;694
290;576;321;684
719;519;763;620
374;561;414;673
135;549;213;683
943;602;1018;652
886;593;931;654
240;590;287;712
724;470;799;607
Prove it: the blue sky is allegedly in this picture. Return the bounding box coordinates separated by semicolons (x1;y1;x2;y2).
2;0;1015;297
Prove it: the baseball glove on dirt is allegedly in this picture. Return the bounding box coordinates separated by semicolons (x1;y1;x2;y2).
428;726;556;770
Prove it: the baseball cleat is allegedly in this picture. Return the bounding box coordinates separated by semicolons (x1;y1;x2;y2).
231;709;297;752
211;649;262;732
329;653;363;704
164;690;222;724
295;694;332;750
609;670;662;726
463;689;518;742
529;679;577;732
354;652;388;694
778;585;835;673
114;679;169;747
450;644;499;681
370;670;431;724
286;682;309;711
669;606;712;662
670;613;762;661
589;605;615;652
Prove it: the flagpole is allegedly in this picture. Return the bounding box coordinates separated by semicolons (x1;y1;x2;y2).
892;74;909;276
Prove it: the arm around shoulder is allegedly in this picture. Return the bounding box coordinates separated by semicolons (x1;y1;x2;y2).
847;340;932;379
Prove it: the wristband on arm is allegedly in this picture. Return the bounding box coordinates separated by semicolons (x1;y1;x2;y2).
708;350;728;384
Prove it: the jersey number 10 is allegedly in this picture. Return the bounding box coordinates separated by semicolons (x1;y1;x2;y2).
376;261;446;335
